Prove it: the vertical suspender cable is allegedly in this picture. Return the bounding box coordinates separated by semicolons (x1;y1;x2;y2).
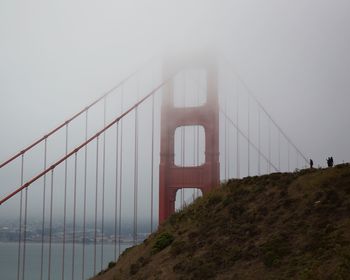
258;109;261;175
72;153;78;280
236;89;240;178
62;124;68;280
268;119;271;174
114;121;119;261
224;91;227;180
101;98;107;270
40;139;47;280
17;154;24;280
296;151;299;170
196;71;200;198
48;169;54;280
192;124;196;201
227;97;230;179
82;111;88;280
247;97;250;176
192;74;196;200
182;72;186;207
278;132;281;171
133;107;139;245
22;165;29;280
196;86;200;198
93;136;99;276
150;94;155;232
118;88;124;257
288;142;290;172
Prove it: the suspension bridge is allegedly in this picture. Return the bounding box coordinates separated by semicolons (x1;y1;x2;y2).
0;53;308;280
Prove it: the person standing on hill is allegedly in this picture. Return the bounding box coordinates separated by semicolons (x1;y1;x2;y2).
327;157;334;167
310;159;314;169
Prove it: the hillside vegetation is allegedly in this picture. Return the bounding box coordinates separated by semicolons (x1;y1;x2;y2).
93;164;350;280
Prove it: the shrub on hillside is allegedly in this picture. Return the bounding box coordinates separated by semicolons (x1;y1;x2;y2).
152;232;174;254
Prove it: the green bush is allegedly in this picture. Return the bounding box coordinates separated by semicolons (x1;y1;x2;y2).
152;232;174;254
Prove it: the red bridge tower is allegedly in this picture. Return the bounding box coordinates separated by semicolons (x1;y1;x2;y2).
159;55;220;223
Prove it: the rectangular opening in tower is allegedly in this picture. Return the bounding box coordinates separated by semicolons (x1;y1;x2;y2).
174;125;205;167
173;69;207;107
175;188;203;211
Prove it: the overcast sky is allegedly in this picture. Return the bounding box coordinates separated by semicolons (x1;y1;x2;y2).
1;0;350;221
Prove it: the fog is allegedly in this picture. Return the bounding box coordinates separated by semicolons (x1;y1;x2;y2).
1;0;350;224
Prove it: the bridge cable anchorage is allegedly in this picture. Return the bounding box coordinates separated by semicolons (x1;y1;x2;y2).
48;169;54;280
72;152;78;280
62;123;69;280
101;97;107;271
17;154;24;280
0;58;154;170
220;108;280;173
222;56;308;165
94;136;99;276
0;80;169;206
82;110;88;280
40;139;47;280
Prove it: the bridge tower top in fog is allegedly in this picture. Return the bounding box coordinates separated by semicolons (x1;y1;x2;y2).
159;53;220;222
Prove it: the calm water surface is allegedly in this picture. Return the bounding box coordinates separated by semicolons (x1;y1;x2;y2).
0;242;131;280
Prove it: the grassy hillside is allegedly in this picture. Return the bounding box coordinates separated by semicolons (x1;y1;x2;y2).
92;164;350;280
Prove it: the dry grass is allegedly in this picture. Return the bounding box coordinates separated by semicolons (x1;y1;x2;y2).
92;164;350;280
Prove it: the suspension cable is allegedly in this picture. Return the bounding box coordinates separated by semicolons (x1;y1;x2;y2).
224;91;228;180
118;87;124;257
236;89;240;178
72;152;78;280
62;123;68;280
40;139;47;280
268;118;272;174
247;97;251;176
150;94;155;233
22;169;29;280
133;107;139;245
221;108;279;172
82;110;88;280
17;154;24;280
223;58;308;164
0;80;168;206
258;108;261;175
101;97;107;270
47;169;54;280
94;136;99;276
0;60;154;169
114;121;119;261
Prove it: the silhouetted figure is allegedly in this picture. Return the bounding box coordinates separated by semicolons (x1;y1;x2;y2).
310;159;314;169
327;157;334;167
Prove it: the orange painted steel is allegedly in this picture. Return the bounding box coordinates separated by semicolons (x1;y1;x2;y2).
159;56;220;223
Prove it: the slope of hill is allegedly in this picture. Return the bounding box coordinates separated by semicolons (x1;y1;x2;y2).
92;164;350;280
